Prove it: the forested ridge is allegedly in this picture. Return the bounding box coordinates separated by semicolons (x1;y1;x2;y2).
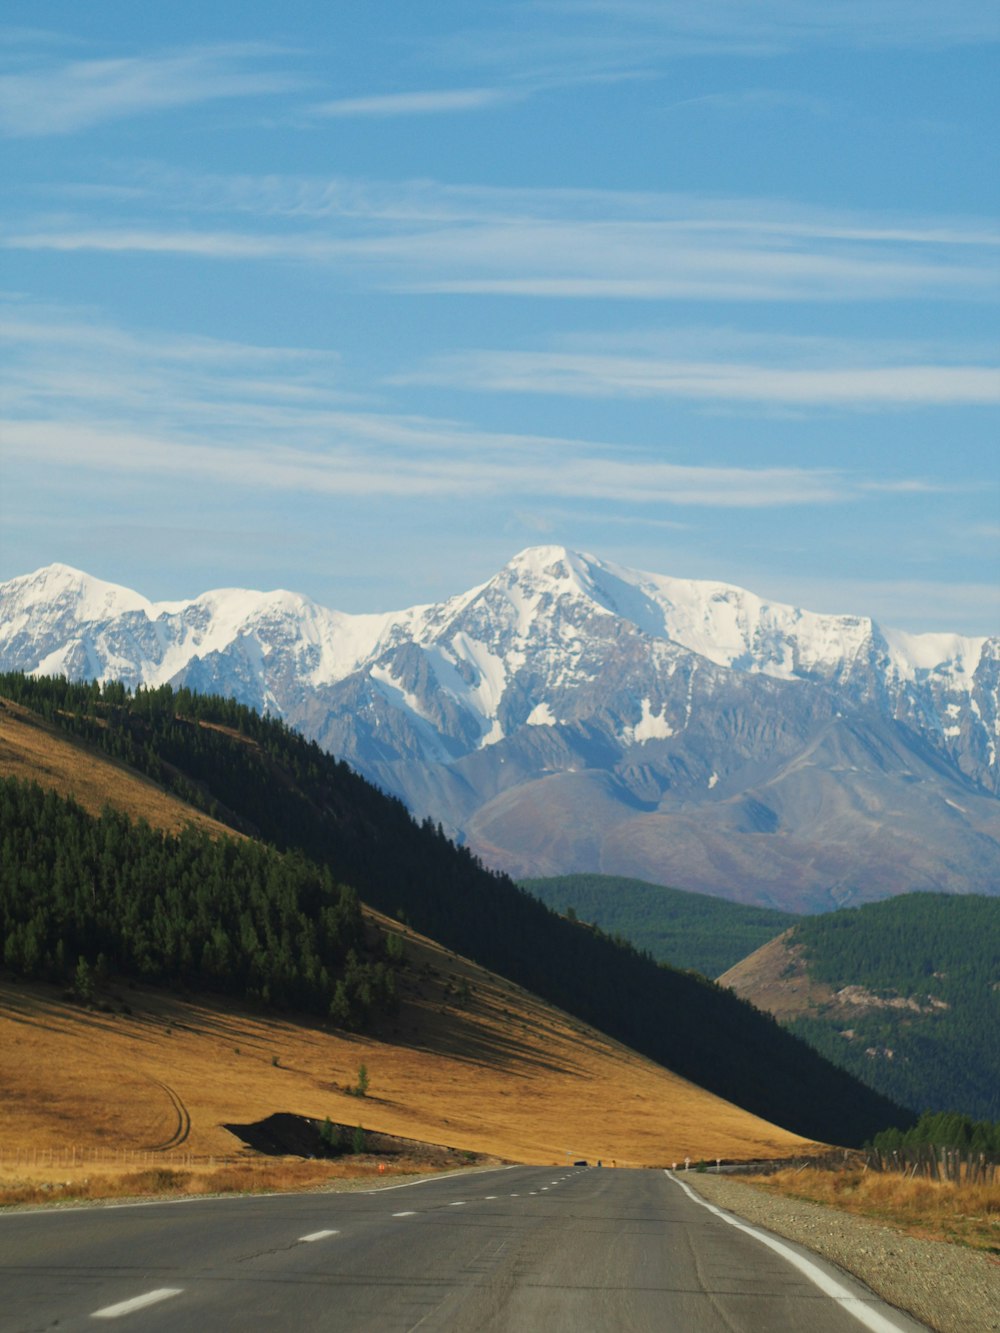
786;895;1000;1119
0;673;909;1146
522;872;798;977
0;778;398;1027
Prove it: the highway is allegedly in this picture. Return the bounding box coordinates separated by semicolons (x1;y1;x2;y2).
0;1166;926;1331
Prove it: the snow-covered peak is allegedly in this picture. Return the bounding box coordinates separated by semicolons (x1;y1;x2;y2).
3;562;162;623
499;550;992;692
453;548;875;684
2;550;995;794
882;627;987;682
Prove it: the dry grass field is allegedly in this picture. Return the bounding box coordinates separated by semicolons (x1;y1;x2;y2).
0;920;816;1192
742;1167;1000;1253
0;696;821;1200
718;931;829;1019
0;698;233;837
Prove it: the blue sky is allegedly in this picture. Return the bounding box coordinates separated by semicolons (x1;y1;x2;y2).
2;1;998;632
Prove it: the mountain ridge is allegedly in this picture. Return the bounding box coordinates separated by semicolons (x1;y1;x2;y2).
3;549;998;909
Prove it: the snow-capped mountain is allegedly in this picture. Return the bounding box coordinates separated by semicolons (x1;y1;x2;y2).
2;548;998;910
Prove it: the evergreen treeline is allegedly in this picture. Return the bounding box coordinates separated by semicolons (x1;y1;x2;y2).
0;674;909;1146
522;873;798;977
785;894;1000;1119
869;1110;1000;1157
0;776;397;1026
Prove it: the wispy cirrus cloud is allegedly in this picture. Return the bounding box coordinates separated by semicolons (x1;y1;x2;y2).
591;0;1000;47
3;416;852;507
400;346;1000;409
457;0;1000;68
0;298;928;511
309;86;521;118
0;42;302;137
5;175;998;303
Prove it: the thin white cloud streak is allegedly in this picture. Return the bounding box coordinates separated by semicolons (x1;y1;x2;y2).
310;87;520;117
403;351;1000;407
5;221;996;303
0;418;849;507
607;0;1000;46
7;174;996;308
0;303;957;515
0;44;300;137
484;1;1000;58
40;169;1000;243
2;229;305;258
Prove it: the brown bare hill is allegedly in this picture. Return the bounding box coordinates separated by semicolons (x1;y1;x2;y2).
719;932;831;1021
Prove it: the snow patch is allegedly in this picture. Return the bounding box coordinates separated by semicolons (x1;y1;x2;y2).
479;718;505;748
623;698;675;745
526;701;557;726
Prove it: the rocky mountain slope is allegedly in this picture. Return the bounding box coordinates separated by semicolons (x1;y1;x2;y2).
2;548;998;910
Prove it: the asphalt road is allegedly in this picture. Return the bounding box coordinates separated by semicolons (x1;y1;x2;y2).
0;1166;927;1331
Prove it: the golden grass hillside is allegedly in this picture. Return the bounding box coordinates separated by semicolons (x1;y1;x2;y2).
0;696;821;1189
0;698;234;838
719;930;831;1019
0;915;817;1177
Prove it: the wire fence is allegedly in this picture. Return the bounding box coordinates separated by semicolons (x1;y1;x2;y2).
0;1146;242;1169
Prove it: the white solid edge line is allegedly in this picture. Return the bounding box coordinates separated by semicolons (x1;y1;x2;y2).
299;1229;339;1242
667;1174;912;1333
92;1288;183;1319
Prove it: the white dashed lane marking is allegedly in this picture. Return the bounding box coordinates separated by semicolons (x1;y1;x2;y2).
299;1230;339;1242
393;1211;417;1217
92;1289;183;1320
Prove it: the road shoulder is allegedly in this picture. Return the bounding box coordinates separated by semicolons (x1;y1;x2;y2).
683;1172;999;1333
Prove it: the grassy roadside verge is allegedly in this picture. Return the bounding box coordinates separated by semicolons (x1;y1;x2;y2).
0;1156;463;1210
740;1166;999;1252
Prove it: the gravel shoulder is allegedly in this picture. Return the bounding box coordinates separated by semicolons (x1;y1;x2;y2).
685;1172;999;1333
